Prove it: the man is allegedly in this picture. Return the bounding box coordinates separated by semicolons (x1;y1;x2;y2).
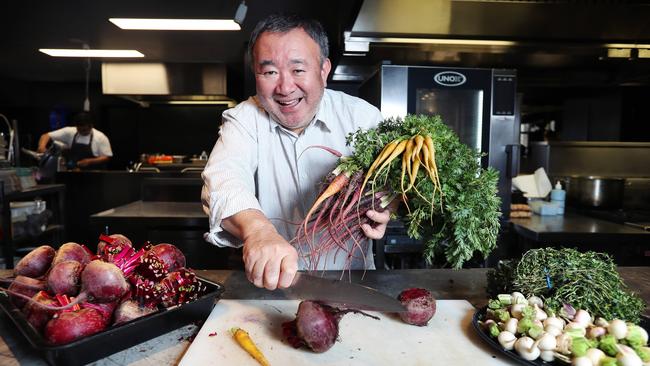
37;111;112;169
201;14;392;290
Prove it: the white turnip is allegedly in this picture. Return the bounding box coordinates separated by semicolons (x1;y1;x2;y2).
397;288;436;326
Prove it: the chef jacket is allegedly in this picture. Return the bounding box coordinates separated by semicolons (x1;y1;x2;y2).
201;89;383;270
48;126;113;158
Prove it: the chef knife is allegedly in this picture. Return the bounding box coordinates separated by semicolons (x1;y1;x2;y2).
282;272;406;312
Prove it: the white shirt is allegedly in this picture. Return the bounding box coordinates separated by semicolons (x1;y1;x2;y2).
201;89;383;270
48;126;113;157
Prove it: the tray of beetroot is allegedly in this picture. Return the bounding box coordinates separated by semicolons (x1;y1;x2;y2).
0;233;224;366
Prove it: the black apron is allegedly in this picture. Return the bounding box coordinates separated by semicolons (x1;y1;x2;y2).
65;132;104;170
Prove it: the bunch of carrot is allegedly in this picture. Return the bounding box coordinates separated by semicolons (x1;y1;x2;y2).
361;133;442;214
292;131;441;272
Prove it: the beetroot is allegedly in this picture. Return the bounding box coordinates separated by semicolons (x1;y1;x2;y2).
113;299;156;325
397;288;436;326
8;276;47;308
78;260;130;303
149;243;186;272
14;245;56;278
282;300;379;353
97;234;132;262
52;242;91;267
22;291;57;331
44;308;107;345
47;260;83;296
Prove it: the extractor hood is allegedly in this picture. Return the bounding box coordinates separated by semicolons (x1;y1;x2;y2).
101;62;237;107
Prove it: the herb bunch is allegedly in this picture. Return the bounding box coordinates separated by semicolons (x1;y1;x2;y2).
343;115;501;268
487;248;646;323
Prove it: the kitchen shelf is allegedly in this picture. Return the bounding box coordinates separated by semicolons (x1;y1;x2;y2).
1;184;66;268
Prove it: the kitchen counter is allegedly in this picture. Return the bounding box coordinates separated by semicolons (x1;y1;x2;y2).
91;200;207;220
510;212;650;242
1;268;648;365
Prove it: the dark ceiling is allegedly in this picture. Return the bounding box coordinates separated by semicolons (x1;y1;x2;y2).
2;0;650;90
0;0;362;83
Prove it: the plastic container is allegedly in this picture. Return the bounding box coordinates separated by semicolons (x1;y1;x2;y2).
550;181;566;215
0;276;224;366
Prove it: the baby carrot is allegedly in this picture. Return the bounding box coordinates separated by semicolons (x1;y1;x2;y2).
231;327;270;366
304;171;350;235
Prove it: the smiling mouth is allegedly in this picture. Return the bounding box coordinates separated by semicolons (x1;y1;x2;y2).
275;97;302;108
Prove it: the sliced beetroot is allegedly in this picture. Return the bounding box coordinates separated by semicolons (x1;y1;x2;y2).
397;288;436;326
52;242;91;267
22;291;57;331
8;276;46;309
149;243;186;272
14;245;56;278
44;308;107;345
47;260;83;296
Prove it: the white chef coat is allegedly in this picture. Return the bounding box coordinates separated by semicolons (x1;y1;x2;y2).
201;89;383;270
48;126;113;157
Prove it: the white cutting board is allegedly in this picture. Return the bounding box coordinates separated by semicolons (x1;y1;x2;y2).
180;300;520;366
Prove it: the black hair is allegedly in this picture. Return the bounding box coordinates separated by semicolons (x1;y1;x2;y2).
247;14;329;67
72;111;94;127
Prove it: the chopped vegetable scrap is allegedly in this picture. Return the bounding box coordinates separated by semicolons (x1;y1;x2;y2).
231;327;270;366
208;332;217;337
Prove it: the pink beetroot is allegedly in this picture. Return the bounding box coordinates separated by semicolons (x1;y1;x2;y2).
397;288;436;326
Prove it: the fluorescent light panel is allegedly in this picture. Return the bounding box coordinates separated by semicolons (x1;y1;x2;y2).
109;18;240;31
39;49;144;57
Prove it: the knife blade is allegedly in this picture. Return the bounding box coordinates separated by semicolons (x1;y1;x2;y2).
282;272;406;312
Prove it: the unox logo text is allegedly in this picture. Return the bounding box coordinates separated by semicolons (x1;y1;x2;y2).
434;71;466;86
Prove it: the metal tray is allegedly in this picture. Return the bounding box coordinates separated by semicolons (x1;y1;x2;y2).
472;306;650;366
0;276;224;366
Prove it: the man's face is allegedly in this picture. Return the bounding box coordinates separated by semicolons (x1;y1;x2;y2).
253;28;331;134
76;125;92;136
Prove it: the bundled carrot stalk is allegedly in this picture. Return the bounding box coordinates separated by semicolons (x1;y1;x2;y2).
292;115;501;270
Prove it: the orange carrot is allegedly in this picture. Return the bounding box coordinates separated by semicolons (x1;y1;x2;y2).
303;172;350;235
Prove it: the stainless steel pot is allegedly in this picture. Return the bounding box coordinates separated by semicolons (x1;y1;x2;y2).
566;176;625;209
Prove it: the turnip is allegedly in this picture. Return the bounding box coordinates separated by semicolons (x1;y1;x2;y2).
282;300;379;353
397;288;436;326
7;275;46;308
47;260;83;296
44;307;107;345
14;245;56;278
52;242;91;267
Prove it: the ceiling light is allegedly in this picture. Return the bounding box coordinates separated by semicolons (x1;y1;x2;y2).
39;49;144;57
607;49;631;58
109;18;240;31
638;49;650;58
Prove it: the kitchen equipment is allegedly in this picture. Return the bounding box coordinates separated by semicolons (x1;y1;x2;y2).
360;66;519;219
283;272;405;312
0;276;224;366
566;176;625;209
180;299;518;366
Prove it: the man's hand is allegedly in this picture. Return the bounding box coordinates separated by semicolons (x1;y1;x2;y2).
361;200;400;239
242;227;298;290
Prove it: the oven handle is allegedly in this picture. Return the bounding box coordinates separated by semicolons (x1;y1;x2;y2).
505;144;521;178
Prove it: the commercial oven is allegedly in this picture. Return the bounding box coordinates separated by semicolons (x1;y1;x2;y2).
360;65;521;218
